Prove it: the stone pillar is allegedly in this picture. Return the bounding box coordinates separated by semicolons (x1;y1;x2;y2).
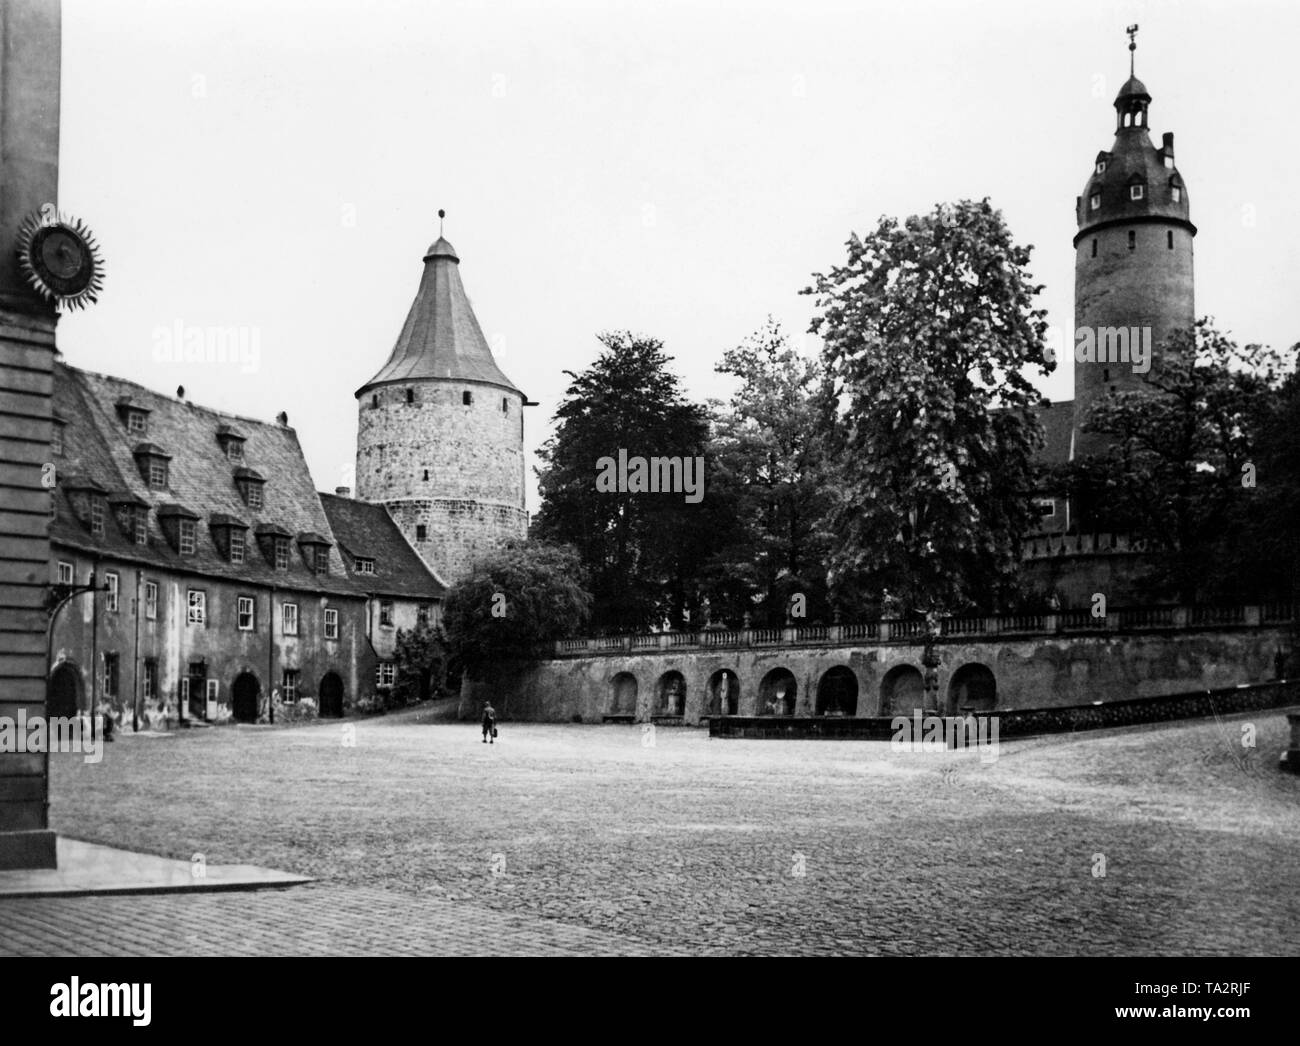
0;0;61;870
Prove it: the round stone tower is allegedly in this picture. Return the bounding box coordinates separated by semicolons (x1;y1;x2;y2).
355;230;528;586
1072;59;1195;459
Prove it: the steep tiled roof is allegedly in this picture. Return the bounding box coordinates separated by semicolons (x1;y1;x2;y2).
319;492;446;600
356;236;523;397
52;361;364;597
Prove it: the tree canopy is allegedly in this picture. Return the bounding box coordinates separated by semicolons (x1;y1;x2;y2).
531;331;714;631
803;198;1054;615
441;540;593;676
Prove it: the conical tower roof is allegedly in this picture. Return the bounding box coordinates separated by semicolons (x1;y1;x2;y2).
357;235;522;397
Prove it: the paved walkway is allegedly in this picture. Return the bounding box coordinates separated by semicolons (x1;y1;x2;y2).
2;711;1296;956
0;883;678;956
0;838;311;897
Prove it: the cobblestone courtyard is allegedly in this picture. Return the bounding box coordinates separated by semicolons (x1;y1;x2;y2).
4;707;1299;956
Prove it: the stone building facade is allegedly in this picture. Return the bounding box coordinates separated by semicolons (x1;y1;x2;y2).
46;362;444;728
355;234;530;587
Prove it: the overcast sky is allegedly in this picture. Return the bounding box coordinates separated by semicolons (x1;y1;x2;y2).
56;0;1300;513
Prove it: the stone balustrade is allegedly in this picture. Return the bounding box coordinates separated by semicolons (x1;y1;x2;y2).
552;602;1297;658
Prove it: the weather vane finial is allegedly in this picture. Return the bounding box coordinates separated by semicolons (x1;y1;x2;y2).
1127;24;1139;76
438;208;445;237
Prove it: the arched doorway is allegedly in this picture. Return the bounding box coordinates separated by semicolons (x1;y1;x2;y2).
708;669;739;716
816;666;858;716
608;672;638;715
656;670;686;716
319;672;344;718
232;671;260;723
948;663;997;713
758;668;797;716
48;662;81;719
880;664;924;716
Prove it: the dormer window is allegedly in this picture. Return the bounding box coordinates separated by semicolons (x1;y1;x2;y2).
356;557;375;575
217;426;247;463
115;398;152;436
157;503;201;555
210;514;249;564
133;443;172;490
1095;161;1106;175
234;467;266;510
1171;186;1181;203
1129;184;1144;201
64;479;108;537
254;523;292;569
297;533;332;576
1089;193;1100;211
112;496;149;546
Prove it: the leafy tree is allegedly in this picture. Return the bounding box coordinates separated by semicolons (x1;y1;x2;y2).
442;540;593;677
532;331;713;631
1060;322;1288;603
391;621;445;708
702;318;832;627
803;198;1053;616
1248;347;1300;603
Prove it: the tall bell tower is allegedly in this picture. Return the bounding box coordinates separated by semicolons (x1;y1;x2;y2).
355;218;529;587
1072;27;1196;458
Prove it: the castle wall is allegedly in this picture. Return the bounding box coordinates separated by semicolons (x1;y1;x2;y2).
460;627;1291;725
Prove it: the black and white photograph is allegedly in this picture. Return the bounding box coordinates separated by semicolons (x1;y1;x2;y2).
0;0;1295;1017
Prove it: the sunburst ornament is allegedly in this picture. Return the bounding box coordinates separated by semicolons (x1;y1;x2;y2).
16;208;105;311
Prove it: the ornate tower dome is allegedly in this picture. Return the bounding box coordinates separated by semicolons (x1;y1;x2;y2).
355;219;528;586
1072;31;1196;459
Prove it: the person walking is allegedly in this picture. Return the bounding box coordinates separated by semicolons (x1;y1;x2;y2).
481;702;497;744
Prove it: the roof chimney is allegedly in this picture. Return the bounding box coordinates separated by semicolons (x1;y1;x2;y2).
335;486;351;497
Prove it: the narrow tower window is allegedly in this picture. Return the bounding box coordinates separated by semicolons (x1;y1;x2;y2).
1091;239;1097;258
406;388;414;404
462;391;473;406
423;469;429;481
502;397;509;413
371;395;378;408
1129;184;1144;201
1171;186;1181;203
1128;230;1136;251
1089;193;1100;211
1095;161;1106;174
416;524;427;542
1167;230;1174;249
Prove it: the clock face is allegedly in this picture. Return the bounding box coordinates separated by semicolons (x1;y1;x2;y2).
16;211;105;311
34;227;92;291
